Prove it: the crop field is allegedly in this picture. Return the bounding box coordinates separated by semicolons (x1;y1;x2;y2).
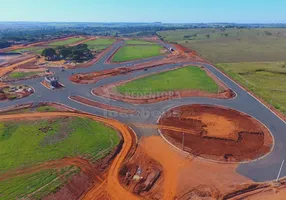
83;38;116;51
125;39;155;45
0;116;120;173
217;62;286;114
0;167;79;200
112;45;165;62
158;28;286;63
48;37;86;46
117;66;219;95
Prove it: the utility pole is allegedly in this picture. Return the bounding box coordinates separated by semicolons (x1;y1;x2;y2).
182;132;185;150
276;160;285;182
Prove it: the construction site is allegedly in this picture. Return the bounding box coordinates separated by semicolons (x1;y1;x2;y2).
0;35;286;200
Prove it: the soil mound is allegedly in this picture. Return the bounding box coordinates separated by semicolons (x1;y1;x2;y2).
158;104;273;162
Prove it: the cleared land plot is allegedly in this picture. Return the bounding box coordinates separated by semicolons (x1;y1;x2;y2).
117;66;219;95
217;62;286;114
112;45;165;62
125;40;155;45
0;167;78;200
0;116;120;173
83;38;115;51
48;37;86;46
158;28;286;63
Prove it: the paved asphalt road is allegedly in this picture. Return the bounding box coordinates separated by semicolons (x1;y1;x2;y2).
1;40;286;182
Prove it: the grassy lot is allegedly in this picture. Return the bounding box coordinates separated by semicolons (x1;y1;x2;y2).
0;167;79;200
35;106;58;112
48;37;86;46
125;40;154;45
117;66;219;95
217;62;286;114
158;28;286;63
0;117;120;173
13;47;44;54
8;71;40;79
112;45;165;62
83;38;115;51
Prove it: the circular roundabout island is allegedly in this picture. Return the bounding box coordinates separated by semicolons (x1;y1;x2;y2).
158;104;273;163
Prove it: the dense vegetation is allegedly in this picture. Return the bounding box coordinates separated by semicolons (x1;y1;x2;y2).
41;44;93;62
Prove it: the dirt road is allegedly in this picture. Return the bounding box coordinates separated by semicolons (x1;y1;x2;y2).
0;57;36;77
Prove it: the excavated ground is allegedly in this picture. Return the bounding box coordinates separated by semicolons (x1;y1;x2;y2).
119;145;164;199
158;104;273;162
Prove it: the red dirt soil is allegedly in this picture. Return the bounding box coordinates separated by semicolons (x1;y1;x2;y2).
92;66;234;104
119;146;164;199
0;57;37;77
139;136;253;200
69;95;137;114
158;104;273;162
69;58;173;84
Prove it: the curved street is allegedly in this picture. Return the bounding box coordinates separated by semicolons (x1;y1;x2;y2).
1;40;286;182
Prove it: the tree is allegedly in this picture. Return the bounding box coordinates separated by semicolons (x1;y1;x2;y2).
0;40;12;49
41;48;57;57
205;34;210;39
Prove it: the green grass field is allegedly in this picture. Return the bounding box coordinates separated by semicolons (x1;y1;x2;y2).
83;38;116;51
112;45;165;62
117;66;219;95
125;40;154;45
13;47;44;54
0;117;120;173
0;167;79;200
158;28;286;63
217;62;286;114
48;37;86;46
8;71;40;79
